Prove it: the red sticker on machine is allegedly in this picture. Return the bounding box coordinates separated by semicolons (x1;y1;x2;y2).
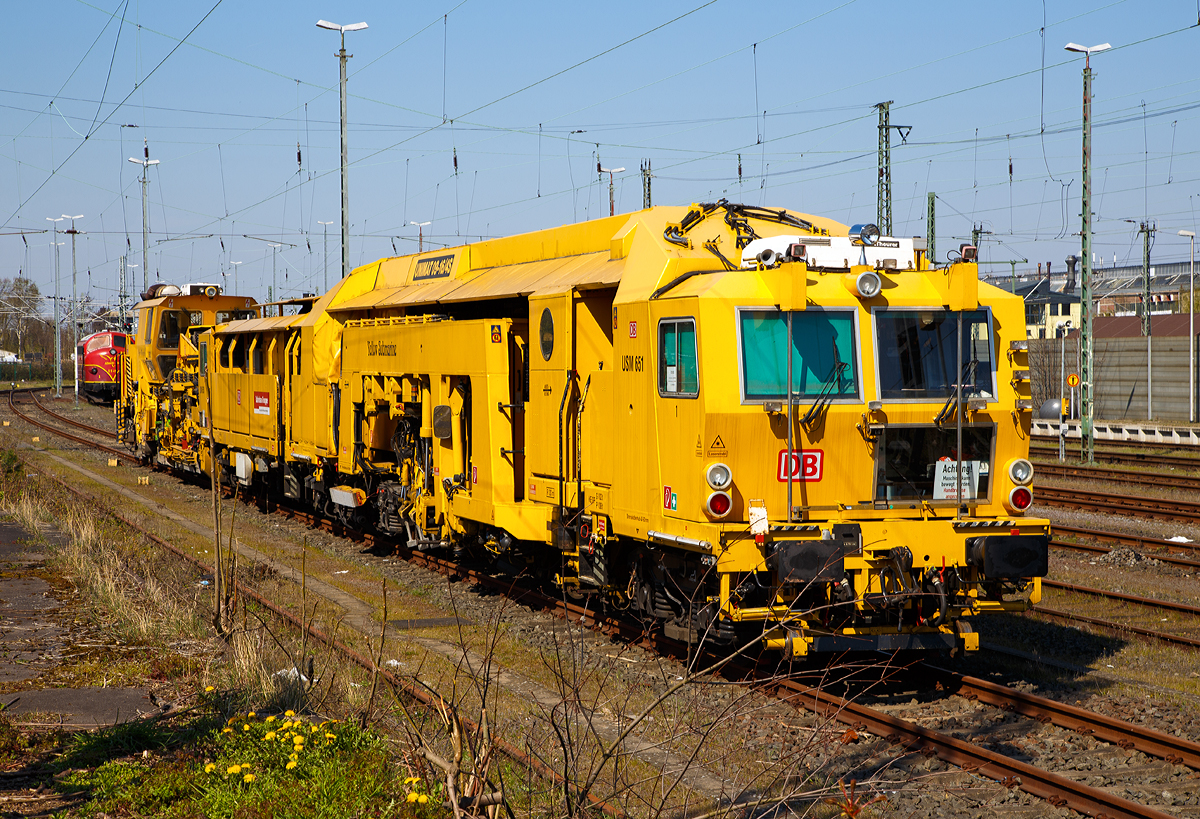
628;321;637;338
776;450;824;482
253;391;270;415
471;465;478;484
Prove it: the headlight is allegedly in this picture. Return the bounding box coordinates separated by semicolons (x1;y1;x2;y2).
842;270;882;299
706;491;732;519
1007;486;1033;512
1007;458;1034;486
706;462;732;491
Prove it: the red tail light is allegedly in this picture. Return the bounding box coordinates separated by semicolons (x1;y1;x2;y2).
706;491;732;518
1008;486;1033;511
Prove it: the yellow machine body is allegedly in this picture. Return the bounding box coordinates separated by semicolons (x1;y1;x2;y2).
128;204;1050;655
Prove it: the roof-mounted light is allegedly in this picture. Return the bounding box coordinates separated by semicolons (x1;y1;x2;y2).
843;270;882;299
849;224;880;246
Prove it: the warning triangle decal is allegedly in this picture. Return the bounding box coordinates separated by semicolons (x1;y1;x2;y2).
710;434;726;449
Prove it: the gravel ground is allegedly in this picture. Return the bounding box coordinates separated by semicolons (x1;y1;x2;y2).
17;396;1200;816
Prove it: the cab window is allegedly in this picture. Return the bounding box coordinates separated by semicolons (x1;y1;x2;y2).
739;309;858;400
875;309;994;400
158;310;190;350
143;309;154;344
658;318;698;397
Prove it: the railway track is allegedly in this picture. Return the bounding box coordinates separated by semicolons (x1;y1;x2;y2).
6;389;126;461
1032;443;1200;471
1037;460;1200;491
12;399;1200;818
102;482;1200;819
1031;434;1200;454
1054;523;1200;556
1037;484;1200;523
25;390;117;441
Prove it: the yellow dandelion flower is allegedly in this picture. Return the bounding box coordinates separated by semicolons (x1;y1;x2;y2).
205;763;216;774
264;731;276;741
286;760;297;770
227;717;237;725
289;753;298;761
406;793;419;804
221;727;232;734
285;709;295;717
418;795;429;805
310;725;319;733
242;724;250;732
243;773;255;783
226;765;241;775
247;712;256;718
265;715;276;723
281;720;293;729
324;732;336;740
204;686;215;692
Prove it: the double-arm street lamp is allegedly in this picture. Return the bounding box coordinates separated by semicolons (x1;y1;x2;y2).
316;19;368;283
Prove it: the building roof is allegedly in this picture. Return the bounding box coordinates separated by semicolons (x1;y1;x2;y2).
1094;314;1195;338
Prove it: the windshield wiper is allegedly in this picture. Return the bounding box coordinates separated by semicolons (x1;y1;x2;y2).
934;357;979;428
800;345;849;427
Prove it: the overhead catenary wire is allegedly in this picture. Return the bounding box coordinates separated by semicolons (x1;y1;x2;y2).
15;4;1200;289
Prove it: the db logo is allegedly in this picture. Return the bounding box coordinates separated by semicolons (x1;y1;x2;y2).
628;321;637;339
776;450;824;482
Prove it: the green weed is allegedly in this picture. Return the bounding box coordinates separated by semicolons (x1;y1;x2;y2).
59;701;443;818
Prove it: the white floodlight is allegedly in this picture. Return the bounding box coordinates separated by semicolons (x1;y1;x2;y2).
1064;42;1111;54
317;20;367;32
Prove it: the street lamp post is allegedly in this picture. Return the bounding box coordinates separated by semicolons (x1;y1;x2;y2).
598;166;625;217
1065;41;1111;464
317;19;368;283
128;145;160;296
318;220;334;290
63;214;83;405
46;218;64;397
124;263;137;332
230;261;243;297
268;243;282;310
1182;230;1196;423
410;221;430;253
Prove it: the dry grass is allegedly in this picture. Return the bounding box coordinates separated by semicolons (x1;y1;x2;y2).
5;491;210;647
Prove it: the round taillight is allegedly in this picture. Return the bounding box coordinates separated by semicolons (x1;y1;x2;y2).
1008;486;1033;511
706;491;732;518
706;462;732;491
1007;458;1034;486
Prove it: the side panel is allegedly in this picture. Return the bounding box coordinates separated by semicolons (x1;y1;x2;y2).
526;294;574;502
610;301;654;538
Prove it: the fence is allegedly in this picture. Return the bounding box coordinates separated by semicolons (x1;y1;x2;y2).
1028;336;1198;422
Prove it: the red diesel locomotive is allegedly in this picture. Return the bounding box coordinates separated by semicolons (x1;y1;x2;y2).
77;330;126;404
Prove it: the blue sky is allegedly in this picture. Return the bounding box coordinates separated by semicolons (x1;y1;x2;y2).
2;0;1199;310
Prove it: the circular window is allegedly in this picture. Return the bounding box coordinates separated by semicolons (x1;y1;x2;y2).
539;308;554;361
